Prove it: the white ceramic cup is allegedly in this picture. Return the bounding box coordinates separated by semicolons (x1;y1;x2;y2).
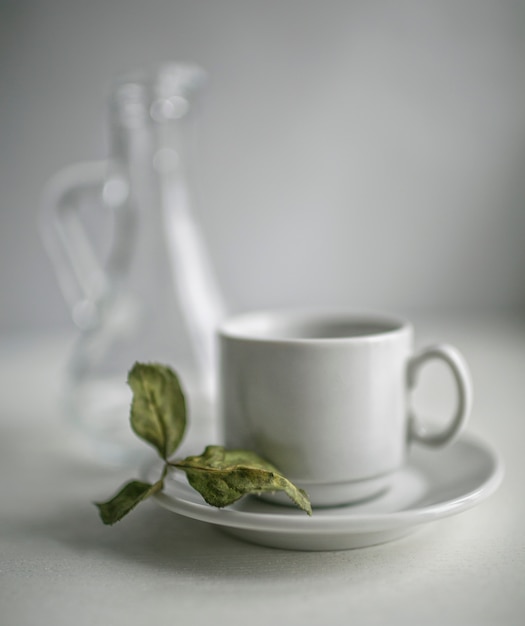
218;310;472;508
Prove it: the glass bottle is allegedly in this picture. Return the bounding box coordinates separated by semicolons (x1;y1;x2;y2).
40;63;226;464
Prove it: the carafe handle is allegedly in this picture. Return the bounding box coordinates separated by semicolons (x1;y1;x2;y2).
40;160;130;329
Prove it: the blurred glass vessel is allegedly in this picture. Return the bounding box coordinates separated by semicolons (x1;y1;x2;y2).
41;63;225;463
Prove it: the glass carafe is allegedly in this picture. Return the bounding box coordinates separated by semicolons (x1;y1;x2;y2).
40;63;226;464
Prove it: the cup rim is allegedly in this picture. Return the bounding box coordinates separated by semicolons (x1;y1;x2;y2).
218;309;411;344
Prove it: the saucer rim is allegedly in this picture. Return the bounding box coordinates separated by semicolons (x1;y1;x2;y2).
148;431;504;536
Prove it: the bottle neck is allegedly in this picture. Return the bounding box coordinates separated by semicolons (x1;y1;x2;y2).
102;64;224;395
107;63;205;181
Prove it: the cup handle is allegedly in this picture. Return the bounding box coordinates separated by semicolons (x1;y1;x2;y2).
407;344;472;447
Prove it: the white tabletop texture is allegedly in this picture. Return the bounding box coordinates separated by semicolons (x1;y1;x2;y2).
0;314;523;626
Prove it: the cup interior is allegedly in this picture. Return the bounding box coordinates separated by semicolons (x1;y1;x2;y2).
220;311;405;341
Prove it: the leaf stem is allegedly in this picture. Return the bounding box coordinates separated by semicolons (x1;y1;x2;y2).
160;463;169;482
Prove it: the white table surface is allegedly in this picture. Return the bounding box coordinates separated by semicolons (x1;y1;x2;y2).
1;314;524;626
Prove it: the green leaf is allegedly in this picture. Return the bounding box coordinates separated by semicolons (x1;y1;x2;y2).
95;479;163;525
127;362;186;459
173;446;312;515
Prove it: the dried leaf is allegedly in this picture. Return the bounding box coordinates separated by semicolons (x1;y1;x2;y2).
95;479;163;525
173;446;312;515
127;362;186;459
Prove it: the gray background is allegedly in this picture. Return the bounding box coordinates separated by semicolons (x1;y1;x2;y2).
2;0;524;333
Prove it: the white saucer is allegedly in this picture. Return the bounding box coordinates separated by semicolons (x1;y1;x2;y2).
147;433;503;551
